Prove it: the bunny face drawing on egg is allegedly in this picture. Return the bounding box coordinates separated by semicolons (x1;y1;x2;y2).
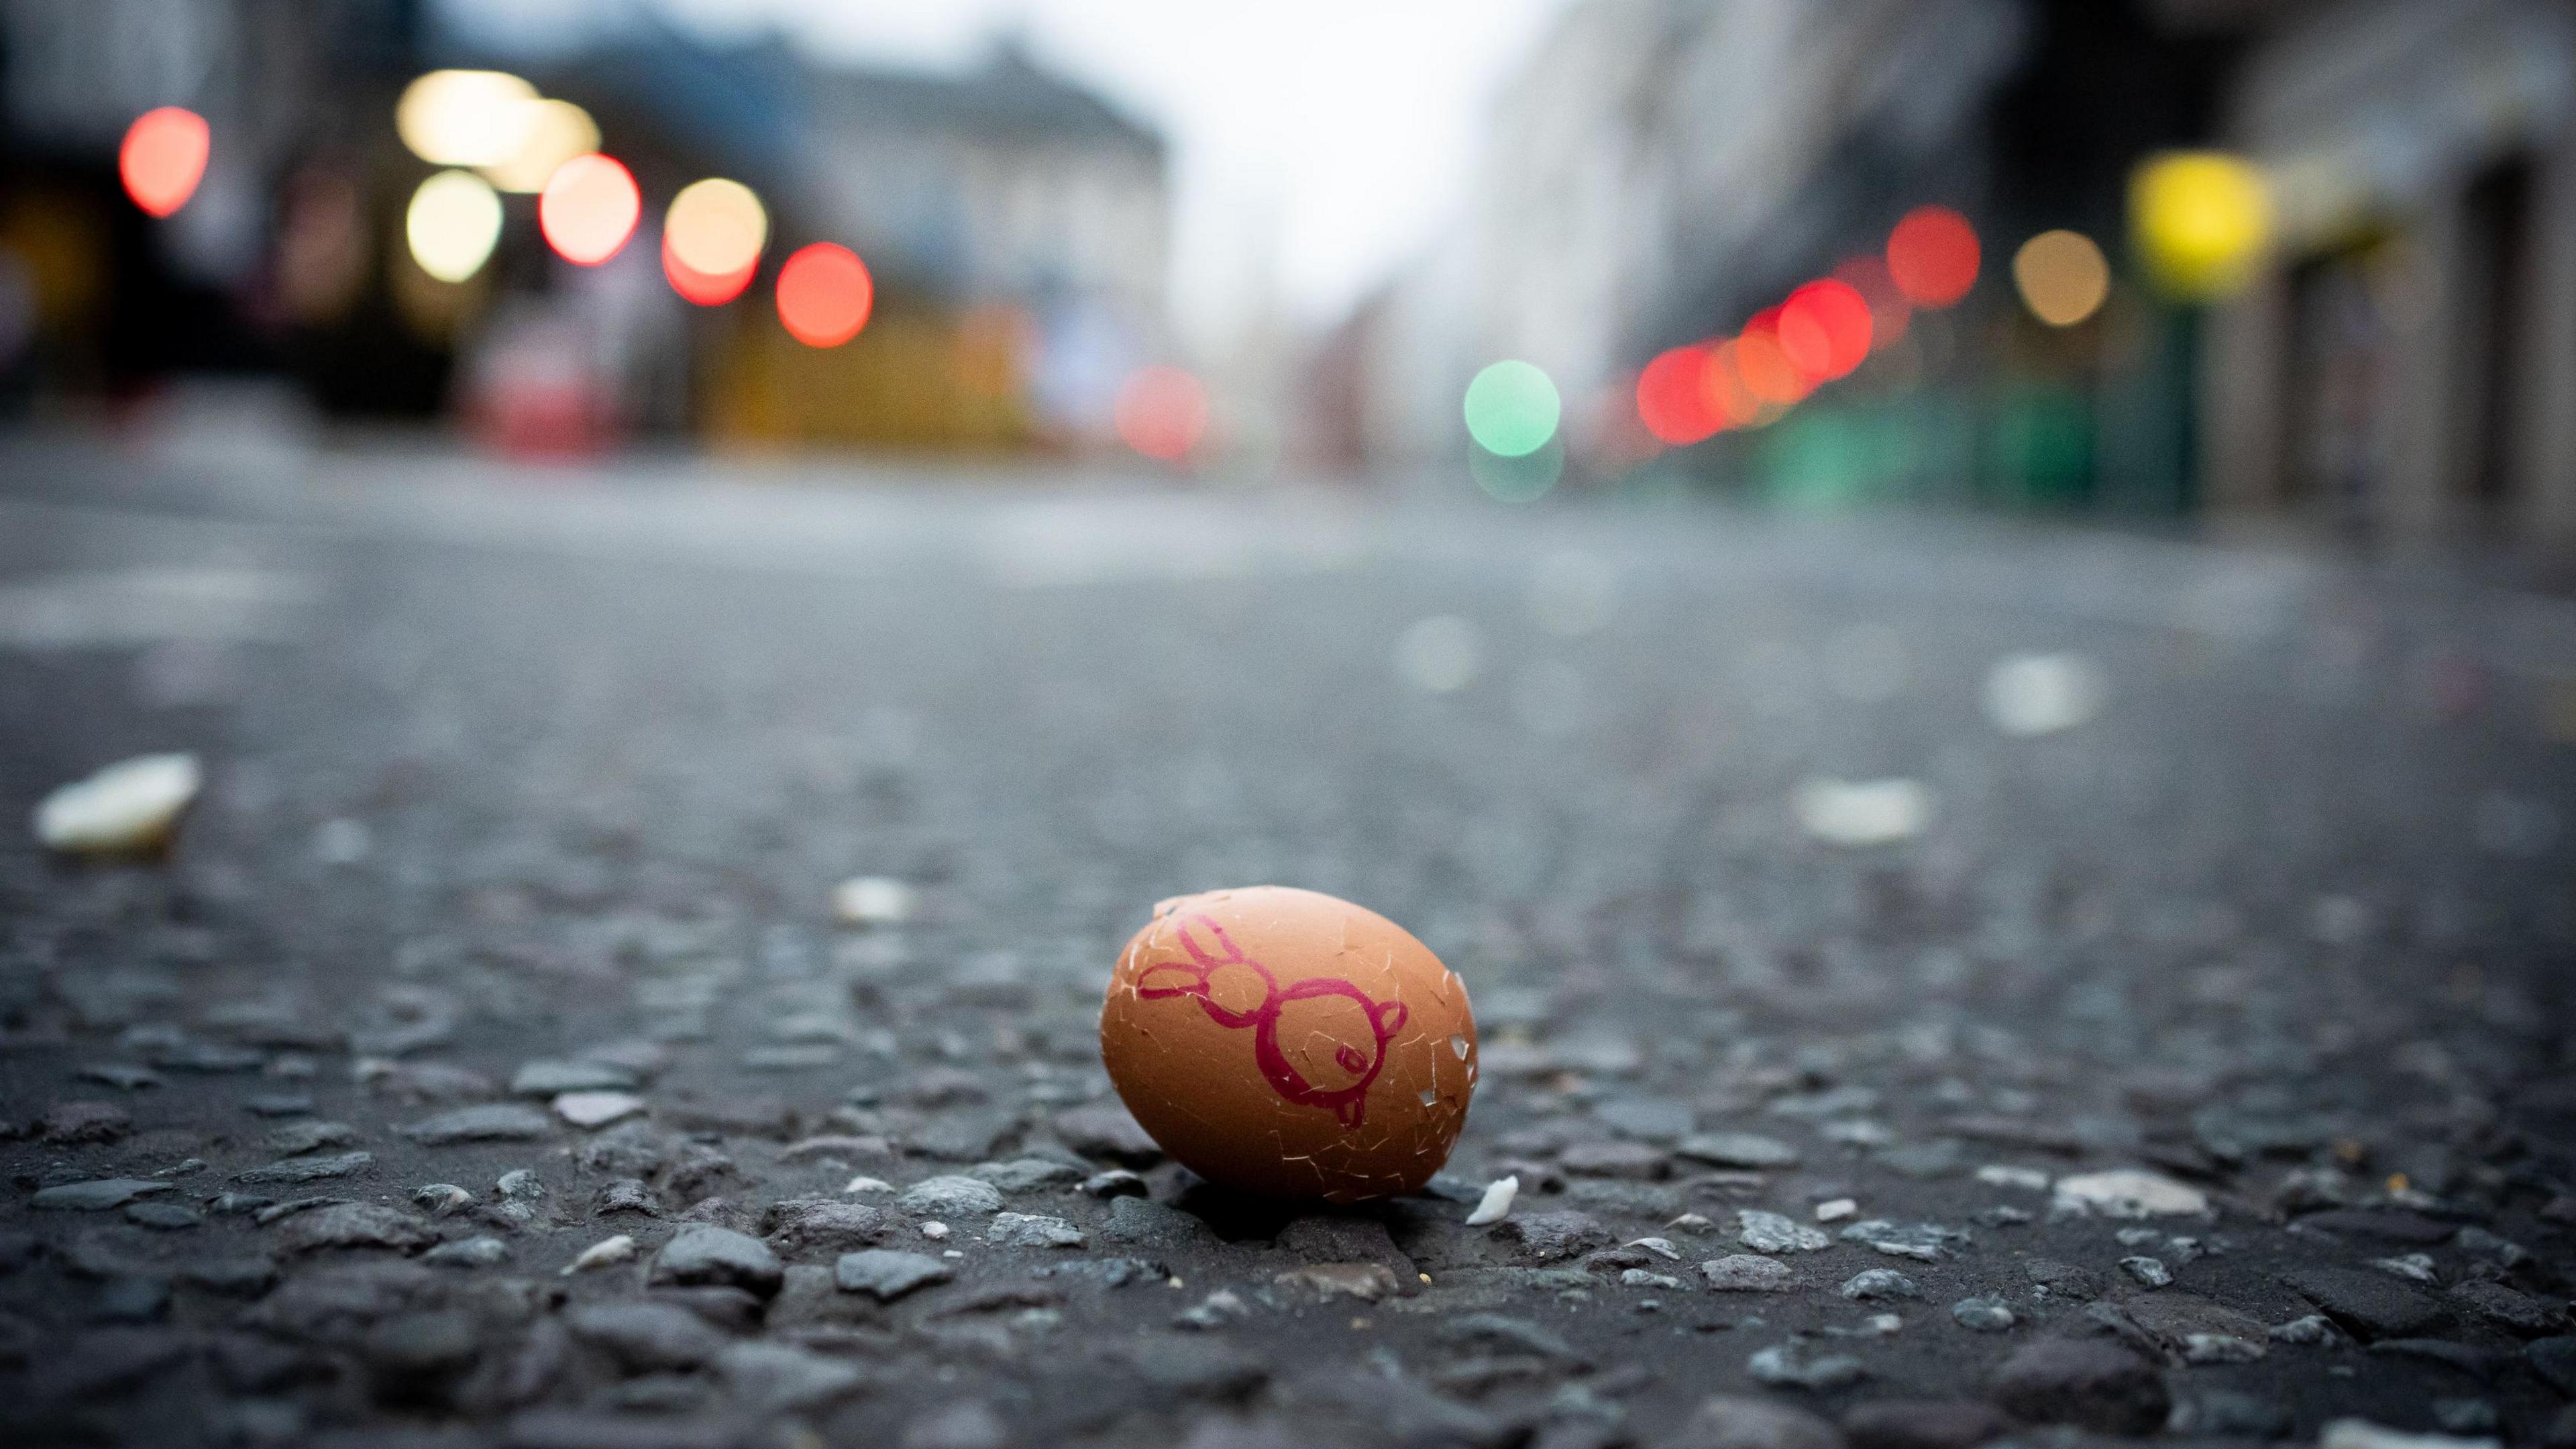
1134;913;1409;1128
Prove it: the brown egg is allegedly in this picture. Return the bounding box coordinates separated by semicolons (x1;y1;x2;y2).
1099;885;1478;1202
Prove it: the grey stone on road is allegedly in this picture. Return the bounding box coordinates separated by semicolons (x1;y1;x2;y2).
511;1060;639;1095
234;1151;374;1185
2279;1265;2454;1340
2118;1254;2173;1288
2449;1279;2565;1336
967;1157;1084;1193
1491;1210;1610;1261
399;1104;555;1144
272;1203;434;1255
649;1226;783;1299
1051;1103;1165;1165
986;1212;1085;1248
1750;1340;1867;1390
1988;1338;2170;1434
1678;1132;1803;1169
1099;1197;1219;1251
1674;1394;1846;1449
31;1179;170;1212
1950;1296;2015;1330
717;1340;867;1411
566;1300;729;1371
899;1176;1004;1218
1702;1254;1794;1291
757;1199;893;1257
1839;1399;2015;1449
1739;1209;1832;1252
1840;1269;1922;1301
834;1249;954;1301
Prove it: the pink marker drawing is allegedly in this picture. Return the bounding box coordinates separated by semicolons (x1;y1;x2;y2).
1133;912;1409;1129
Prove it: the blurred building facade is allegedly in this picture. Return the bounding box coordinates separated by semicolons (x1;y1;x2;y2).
0;3;1172;458
1314;0;2576;553
2200;0;2576;551
709;42;1169;451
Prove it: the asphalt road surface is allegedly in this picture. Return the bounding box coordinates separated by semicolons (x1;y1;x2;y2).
2;434;2573;1449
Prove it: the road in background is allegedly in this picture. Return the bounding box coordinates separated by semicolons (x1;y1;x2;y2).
2;440;2573;1444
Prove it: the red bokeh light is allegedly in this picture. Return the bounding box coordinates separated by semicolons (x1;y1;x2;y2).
1114;366;1209;462
775;243;874;347
1704;341;1764;429
1886;205;1980;308
1778;279;1872;380
1733;309;1813;405
662;232;755;307
1635;344;1721;445
119;107;210;219
1832;256;1912;350
539;154;640;266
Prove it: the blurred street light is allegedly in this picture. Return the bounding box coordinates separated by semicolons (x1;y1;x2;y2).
2130;152;2272;301
1733;311;1812;407
1115;366;1208;461
539;154;640;266
665;180;766;281
663;178;766;305
1779;278;1872;380
405;170;502;284
2012;229;2111;327
775;242;873;347
1463;360;1560;458
119;108;210;218
1638;344;1720;446
1886;205;1981;308
484;99;600;195
397;70;539;168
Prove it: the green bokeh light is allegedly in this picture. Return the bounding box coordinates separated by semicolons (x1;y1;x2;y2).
1462;360;1560;458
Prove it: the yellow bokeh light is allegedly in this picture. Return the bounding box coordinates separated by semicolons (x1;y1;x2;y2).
664;178;768;277
406;169;502;283
2131;152;2273;301
483;99;600;195
2012;229;2110;327
396;70;538;168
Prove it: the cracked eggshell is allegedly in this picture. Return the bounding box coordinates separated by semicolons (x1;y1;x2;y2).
1099;885;1477;1202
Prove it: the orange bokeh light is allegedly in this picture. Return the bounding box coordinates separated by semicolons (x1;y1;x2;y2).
1704;341;1764;428
538;154;640;266
1636;344;1721;446
1887;205;1980;308
1733;309;1814;405
1114;366;1209;461
119;107;210;219
1833;256;1912;350
1778;279;1873;380
662;233;755;307
775;243;873;347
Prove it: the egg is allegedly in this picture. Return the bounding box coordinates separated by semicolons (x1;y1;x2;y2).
1099;885;1478;1201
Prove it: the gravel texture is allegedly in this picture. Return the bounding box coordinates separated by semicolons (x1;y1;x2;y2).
1;443;2573;1446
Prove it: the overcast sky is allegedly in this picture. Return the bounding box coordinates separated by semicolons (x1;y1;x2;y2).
443;0;1574;351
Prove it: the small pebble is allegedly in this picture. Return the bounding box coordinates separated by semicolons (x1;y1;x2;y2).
425;1236;508;1267
1952;1297;2016;1330
1464;1175;1519;1226
2120;1255;2174;1288
553;1091;645;1129
34;753;201;855
1814;1197;1858;1222
562;1234;637;1275
833;876;917;926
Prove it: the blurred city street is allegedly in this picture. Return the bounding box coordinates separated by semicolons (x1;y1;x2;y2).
2;438;2573;1445
7;1;2576;1440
